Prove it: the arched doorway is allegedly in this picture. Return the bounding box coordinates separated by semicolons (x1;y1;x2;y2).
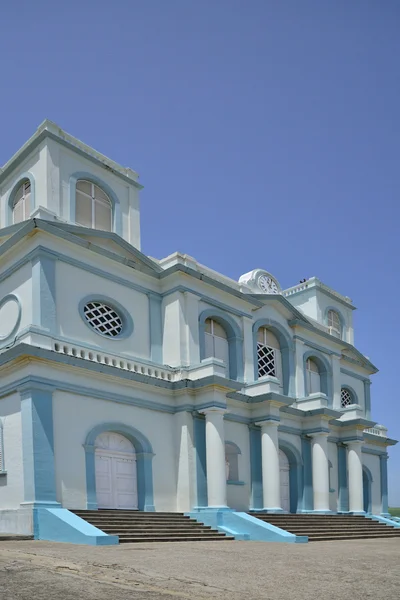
363;467;372;514
279;449;290;512
95;432;138;509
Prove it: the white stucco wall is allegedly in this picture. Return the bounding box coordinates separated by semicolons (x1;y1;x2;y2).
56;262;150;359
0;393;23;509
52;390;177;511
0;263;32;346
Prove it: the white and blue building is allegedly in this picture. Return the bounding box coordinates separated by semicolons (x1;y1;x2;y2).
0;120;396;542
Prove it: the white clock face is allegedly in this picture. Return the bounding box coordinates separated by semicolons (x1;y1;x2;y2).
258;275;279;294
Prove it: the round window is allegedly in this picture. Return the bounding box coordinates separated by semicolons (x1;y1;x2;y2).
83;301;123;337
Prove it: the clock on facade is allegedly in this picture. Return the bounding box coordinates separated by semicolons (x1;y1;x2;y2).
258;275;279;294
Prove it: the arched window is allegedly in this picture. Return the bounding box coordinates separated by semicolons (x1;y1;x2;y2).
225;442;240;481
306;358;321;394
257;328;282;383
12;179;31;224
328;309;341;338
204;318;229;368
76;180;112;231
341;387;355;408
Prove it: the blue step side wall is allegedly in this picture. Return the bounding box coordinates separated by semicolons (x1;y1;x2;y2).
34;508;119;545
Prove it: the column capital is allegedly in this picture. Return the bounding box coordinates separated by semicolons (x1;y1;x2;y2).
308;431;330;439
343;439;364;448
255;418;280;429
199;407;228;417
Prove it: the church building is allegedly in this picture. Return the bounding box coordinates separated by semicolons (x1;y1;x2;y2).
0;120;397;544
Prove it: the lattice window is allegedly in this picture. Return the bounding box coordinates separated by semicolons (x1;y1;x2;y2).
76;180;112;231
83;301;123;337
257;327;282;381
13;179;31;224
341;388;353;408
328;310;341;338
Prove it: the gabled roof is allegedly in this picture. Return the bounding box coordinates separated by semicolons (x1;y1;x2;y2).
0;219;162;277
0;119;142;189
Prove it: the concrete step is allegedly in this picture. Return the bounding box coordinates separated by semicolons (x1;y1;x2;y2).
309;532;400;541
282;528;400;536
0;535;33;541
119;535;233;543
116;531;229;539
90;524;213;531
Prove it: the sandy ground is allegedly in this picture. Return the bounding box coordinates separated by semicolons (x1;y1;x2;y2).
0;538;399;600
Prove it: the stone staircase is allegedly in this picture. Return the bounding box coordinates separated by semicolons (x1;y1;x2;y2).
72;510;234;543
251;513;400;541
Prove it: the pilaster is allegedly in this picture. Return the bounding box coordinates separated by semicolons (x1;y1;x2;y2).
331;354;341;411
256;419;282;512
294;339;305;398
32;252;57;336
380;453;389;517
148;293;163;363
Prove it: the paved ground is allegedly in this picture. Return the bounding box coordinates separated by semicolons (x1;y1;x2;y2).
0;538;399;600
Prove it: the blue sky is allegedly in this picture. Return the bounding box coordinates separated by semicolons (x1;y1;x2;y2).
1;1;399;503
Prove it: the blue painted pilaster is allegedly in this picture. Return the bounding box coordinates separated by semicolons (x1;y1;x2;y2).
380;453;389;516
301;436;313;511
193;414;207;507
32;253;57;334
20;383;59;506
84;445;97;509
363;380;371;420
137;452;156;511
249;425;263;509
148;293;163;364
337;443;349;512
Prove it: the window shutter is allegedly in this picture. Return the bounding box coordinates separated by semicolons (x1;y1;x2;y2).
214;336;229;368
204;333;214;358
310;370;321;394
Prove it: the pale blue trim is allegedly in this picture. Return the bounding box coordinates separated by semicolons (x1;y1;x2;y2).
20;384;59;504
6;172;36;226
0;294;21;341
380;454;389;515
369;514;400;527
362;447;388;456
279;439;303;513
148;293;162;363
249;425;263;509
199;308;244;381
363;465;373;514
324;305;346;338
69;172;122;236
186;510;308;543
328;460;335;493
340;368;369;382
227;480;245;486
293;335;341;357
162;286;252;318
84;422;155;511
32;255;56;334
301;436;313;512
193;414;207;507
337;443;348;512
302;349;333;404
252;318;295;395
34;508;118;545
78;294;133;340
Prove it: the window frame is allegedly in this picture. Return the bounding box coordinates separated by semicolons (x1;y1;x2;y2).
78;295;134;341
225;441;244;485
7;173;35;227
340;386;356;409
199;309;244;382
256;327;283;385
76;179;112;231
325;308;344;340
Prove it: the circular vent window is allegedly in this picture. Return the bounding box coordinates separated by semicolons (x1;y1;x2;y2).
83;301;123;338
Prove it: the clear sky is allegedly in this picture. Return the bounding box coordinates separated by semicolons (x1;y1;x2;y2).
1;1;399;504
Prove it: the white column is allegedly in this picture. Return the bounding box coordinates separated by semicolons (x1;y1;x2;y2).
346;441;364;513
243;316;255;383
331;354;342;410
294;339;305;398
256;421;281;511
310;433;330;512
200;408;228;508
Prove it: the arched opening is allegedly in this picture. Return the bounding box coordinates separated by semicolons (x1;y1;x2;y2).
199;309;244;381
84;423;155;511
76;179;112;231
303;351;333;402
306;358;320;394
225;441;241;482
278;440;303;513
94;432;137;509
341;386;357;409
253;319;295;396
257;328;283;391
279;449;290;512
205;318;229;372
12;179;31;224
363;466;373;514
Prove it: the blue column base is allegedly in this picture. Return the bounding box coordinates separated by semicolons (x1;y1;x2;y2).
348;511;366;516
308;510;333;515
191;506;233;513
250;508;284;514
